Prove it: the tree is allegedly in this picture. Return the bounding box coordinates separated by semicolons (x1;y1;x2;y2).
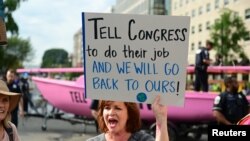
0;0;33;75
3;0;27;34
210;8;250;65
0;36;33;73
41;48;70;68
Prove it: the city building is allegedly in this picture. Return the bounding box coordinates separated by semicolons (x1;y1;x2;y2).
113;0;171;15
172;0;250;64
73;0;250;66
72;29;83;67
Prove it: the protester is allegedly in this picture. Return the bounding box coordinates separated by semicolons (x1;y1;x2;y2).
194;40;213;92
238;52;250;81
230;58;238;66
213;54;222;66
27;74;39;113
20;72;36;114
2;69;23;127
0;80;21;141
238;52;250;66
87;95;169;141
20;73;29;114
212;53;224;86
212;76;250;125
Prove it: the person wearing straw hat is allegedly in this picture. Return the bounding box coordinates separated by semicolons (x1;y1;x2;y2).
0;80;21;141
3;69;23;128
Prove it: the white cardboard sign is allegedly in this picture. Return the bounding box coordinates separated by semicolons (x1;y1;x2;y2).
82;12;190;106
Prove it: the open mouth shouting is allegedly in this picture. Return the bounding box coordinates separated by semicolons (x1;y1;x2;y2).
108;117;118;128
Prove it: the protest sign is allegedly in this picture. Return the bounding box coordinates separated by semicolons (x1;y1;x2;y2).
82;12;190;106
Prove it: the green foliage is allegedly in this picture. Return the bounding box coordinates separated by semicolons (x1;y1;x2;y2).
0;36;33;73
41;48;70;68
210;8;250;65
3;0;27;34
0;0;33;75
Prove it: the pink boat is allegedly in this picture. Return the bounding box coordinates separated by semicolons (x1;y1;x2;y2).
32;78;247;122
31;75;221;122
31;75;93;117
17;66;250;122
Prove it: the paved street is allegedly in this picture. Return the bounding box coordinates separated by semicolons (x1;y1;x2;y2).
18;116;97;141
18;115;208;141
17;82;98;141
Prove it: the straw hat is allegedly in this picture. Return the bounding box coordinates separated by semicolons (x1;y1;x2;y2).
0;80;21;112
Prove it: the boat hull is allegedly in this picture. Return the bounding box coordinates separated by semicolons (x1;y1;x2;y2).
32;76;244;123
32;76;92;118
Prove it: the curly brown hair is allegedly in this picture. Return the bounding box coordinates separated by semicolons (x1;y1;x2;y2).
97;101;141;133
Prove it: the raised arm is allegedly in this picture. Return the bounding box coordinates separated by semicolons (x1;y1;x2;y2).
152;95;169;141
